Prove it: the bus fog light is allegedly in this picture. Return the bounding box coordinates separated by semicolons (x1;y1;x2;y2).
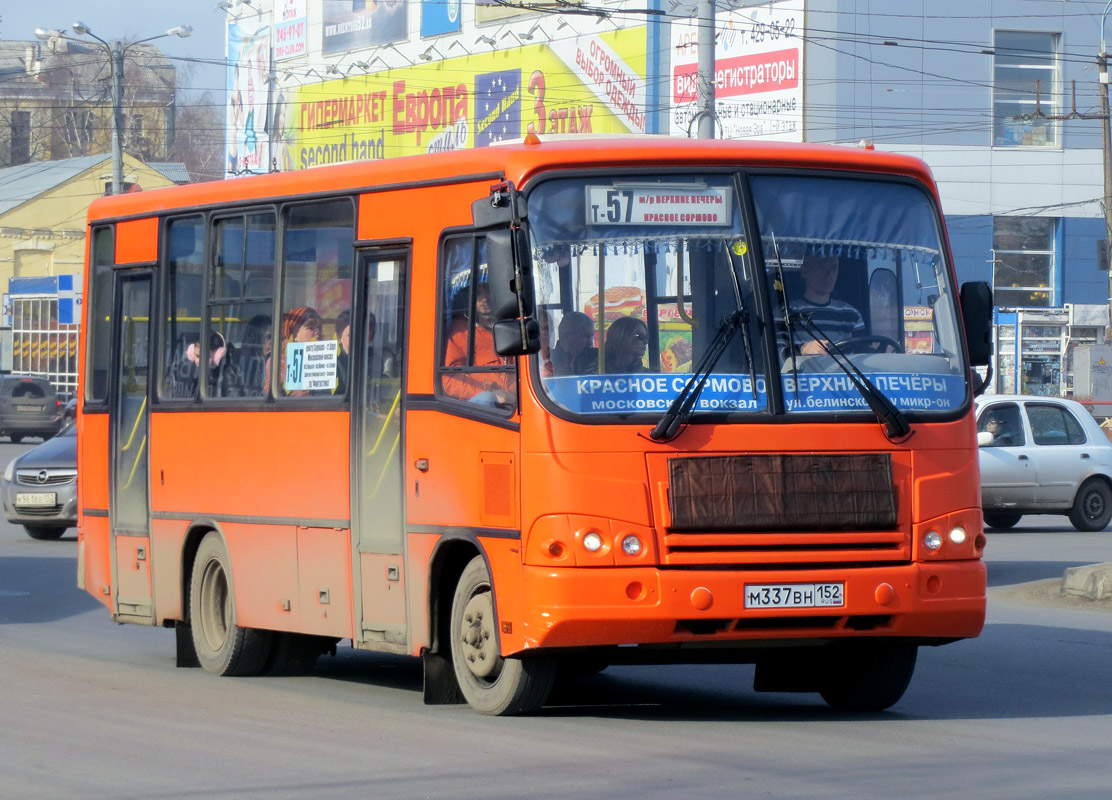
582;531;603;552
949;527;968;545
621;535;642;556
924;530;943;551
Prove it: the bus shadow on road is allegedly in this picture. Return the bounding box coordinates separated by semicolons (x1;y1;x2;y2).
308;631;1111;723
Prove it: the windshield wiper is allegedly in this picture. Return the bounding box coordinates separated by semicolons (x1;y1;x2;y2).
650;308;749;442
790;312;912;441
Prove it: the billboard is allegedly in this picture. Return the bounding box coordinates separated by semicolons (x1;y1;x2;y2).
274;26;647;170
227;21;272;175
322;0;407;54
670;0;803;141
275;0;308;61
421;0;461;37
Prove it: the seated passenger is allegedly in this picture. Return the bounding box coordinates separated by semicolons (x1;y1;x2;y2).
604;316;652;374
266;306;323;396
550;311;599;376
780;254;865;358
442;284;515;405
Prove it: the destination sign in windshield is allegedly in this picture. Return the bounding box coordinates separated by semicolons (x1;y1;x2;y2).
585;185;733;226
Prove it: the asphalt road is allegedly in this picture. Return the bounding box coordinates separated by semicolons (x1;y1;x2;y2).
1;438;1110;800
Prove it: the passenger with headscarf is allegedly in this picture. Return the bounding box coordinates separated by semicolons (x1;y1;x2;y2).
265;305;323;396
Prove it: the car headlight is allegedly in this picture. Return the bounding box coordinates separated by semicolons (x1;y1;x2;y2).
3;459;15;483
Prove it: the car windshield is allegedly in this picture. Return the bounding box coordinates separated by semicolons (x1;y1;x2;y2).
527;172;966;420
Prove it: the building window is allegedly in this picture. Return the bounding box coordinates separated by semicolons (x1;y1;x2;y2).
993;30;1060;147
10;110;31;165
993;217;1057;307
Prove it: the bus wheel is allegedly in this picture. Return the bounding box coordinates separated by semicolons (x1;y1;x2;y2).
819;642;917;712
449;555;556;715
190;532;273;677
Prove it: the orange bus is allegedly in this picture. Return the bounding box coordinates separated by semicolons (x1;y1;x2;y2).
77;137;993;715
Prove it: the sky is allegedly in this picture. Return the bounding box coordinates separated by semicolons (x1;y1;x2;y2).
1;0;228;99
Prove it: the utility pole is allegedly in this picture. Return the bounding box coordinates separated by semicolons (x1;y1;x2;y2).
36;21;192;195
696;0;716;139
109;42;125;195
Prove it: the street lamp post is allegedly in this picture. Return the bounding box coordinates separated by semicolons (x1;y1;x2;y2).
35;21;192;195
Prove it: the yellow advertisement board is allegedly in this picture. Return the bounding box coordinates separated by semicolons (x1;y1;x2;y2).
271;27;647;170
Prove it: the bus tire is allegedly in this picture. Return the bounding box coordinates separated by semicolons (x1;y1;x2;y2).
449;555;556;715
1068;478;1112;532
819;642;917;712
190;532;273;677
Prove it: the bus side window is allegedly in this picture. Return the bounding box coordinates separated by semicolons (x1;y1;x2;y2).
207;212;275;398
276;199;354;397
436;236;516;411
160;216;205;401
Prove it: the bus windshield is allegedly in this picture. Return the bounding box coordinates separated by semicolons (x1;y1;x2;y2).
752;174;965;416
530;174;765;417
527;172;965;420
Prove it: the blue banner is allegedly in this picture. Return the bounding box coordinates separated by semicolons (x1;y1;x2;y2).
543;372;965;415
421;0;461;36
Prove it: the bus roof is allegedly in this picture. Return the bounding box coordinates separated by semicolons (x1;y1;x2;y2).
86;136;939;224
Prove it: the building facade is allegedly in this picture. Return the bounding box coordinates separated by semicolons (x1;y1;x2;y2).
1;37;178;170
220;0;1111;396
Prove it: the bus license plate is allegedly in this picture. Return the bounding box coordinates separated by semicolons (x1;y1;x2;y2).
16;492;56;507
744;582;844;609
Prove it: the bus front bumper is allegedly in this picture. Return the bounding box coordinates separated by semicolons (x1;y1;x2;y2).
513;560;986;654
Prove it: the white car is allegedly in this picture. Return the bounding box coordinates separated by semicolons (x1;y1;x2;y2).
975;394;1112;531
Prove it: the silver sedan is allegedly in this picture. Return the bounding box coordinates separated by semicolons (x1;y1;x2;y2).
976;394;1112;531
1;422;77;540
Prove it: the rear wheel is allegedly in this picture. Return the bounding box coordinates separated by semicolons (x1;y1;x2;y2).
449;555;556;715
189;532;273;676
24;525;66;540
819;642;918;712
10;434;22;444
1068;479;1112;532
982;511;1022;530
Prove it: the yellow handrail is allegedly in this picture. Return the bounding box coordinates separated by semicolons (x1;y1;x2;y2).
122;435;147;490
120;396;148;453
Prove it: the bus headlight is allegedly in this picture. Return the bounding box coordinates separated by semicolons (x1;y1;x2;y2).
621;535;642;556
924;530;943;551
582;531;603;552
949;527;968;545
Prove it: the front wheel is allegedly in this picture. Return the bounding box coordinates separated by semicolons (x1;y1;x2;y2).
1068;479;1112;532
983;511;1022;530
449;555;556;715
819;642;917;712
10;434;22;444
189;532;273;676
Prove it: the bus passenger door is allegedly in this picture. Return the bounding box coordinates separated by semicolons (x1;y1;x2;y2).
352;250;408;649
109;272;154;624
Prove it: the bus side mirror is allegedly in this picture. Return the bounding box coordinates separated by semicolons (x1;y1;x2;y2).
486;228;535;319
492;318;541;357
486;228;539;356
960;281;993;367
